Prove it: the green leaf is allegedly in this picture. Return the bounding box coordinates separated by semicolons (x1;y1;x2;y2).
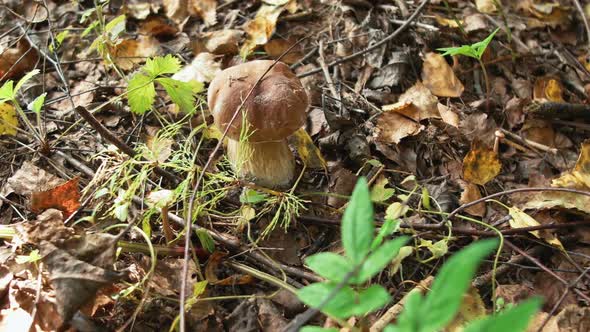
296;282;357;319
156;77;195;113
463;297;542;332
472;28;500;59
50;30;69;52
371;218;401;250
82;20;99;38
15;69;40;94
196;229;215;253
301;327;339;332
239;189;267;204
355;236;408;283
350;285;391;316
143;55;181;77
0;81;15;102
419;239;499;332
127;73;155;114
386;290;423;332
438;28;499;60
342;177;374;264
28;93;46;114
105;14;126;41
421;187;431;210
385;202;409;221
304;252;351;282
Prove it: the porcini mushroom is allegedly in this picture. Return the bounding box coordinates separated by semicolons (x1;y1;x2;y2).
207;60;309;188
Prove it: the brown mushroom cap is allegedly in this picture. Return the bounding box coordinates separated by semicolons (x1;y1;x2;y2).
207;60;309;142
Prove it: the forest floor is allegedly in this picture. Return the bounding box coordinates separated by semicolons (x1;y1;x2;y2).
1;0;590;331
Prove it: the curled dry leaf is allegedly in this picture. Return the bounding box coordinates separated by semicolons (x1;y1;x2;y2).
421;52;464;97
387;82;440;121
462;142;502;185
0;103;18;136
0;39;38;80
508;206;564;250
240;1;297;58
459;181;486;217
193;30;244;55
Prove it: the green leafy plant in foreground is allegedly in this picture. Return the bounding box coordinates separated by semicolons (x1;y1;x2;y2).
126;55;202;114
297;177;541;332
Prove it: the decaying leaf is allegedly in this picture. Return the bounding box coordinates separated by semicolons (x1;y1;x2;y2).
264;38;304;64
240;1;297;58
553;141;590;189
0;40;38;80
459;181;486;217
110;37;159;71
533;76;564;102
0;103;18;136
508;206;564;250
421;52;464;97
374;110;424;144
31;177;81;218
383;82;440;121
463;142;502;185
291;128;327;170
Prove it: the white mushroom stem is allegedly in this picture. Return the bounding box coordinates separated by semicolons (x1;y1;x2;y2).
226;139;295;188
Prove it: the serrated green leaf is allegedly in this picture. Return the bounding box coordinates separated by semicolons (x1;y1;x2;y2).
355;236;408;283
143;55;181;77
419;239;499;332
127;73;155;114
15;69;40;94
28;93;46;114
463;297;541;332
342;177;374;264
156;77;195;113
304;252;351;282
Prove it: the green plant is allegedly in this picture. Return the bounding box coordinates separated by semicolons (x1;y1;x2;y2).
126;55;202;114
438;28;499;107
296;177;541;332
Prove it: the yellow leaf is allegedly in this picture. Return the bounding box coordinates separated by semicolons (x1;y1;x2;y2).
533;76;564;102
240;3;288;58
0;103;18;136
553;141;590;189
509;206;564;250
291;128;326;170
462;142;501;185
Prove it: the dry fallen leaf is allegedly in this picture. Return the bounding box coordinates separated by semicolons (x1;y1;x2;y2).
421;52;464;97
0;103;18;136
110;36;159;70
240;1;297;58
508;206;564;250
193;29;244;55
264;38;304;64
533;76;564;102
172;52;221;84
290;128;327;170
374;107;424;144
463;142;502;185
31;177;81;218
188;0;217;26
459;181;486;217
475;0;497;13
391;82;441;121
437;103;459;127
553;141;590;189
0;39;38;80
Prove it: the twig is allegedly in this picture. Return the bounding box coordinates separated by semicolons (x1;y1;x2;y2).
447;187;590;221
572;0;590;51
74;106;180;185
317;40;339;99
499;128;558;154
473;246;544;287
179;38;309;332
297;0;430;78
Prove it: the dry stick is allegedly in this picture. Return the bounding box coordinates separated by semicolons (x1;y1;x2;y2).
499;128;558;154
572;0;590;51
296;0;430;78
74;106;180;185
447;187;590;221
317;40;339;99
504;241;590;303
179;39;308;332
473;246;544;288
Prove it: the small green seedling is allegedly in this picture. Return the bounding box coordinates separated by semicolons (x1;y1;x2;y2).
297;177;541;332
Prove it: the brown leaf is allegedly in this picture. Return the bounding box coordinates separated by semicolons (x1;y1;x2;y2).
264;38;304;64
31;177;81;218
0;39;38;80
110;37;159;71
421;52;464;97
463;142;502;185
387;82;440;121
533;76;564;102
138;16;179;39
193;29;244;55
459;181;486;217
188;0;217;26
437;103;459;127
374;110;424;144
240;2;296;58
